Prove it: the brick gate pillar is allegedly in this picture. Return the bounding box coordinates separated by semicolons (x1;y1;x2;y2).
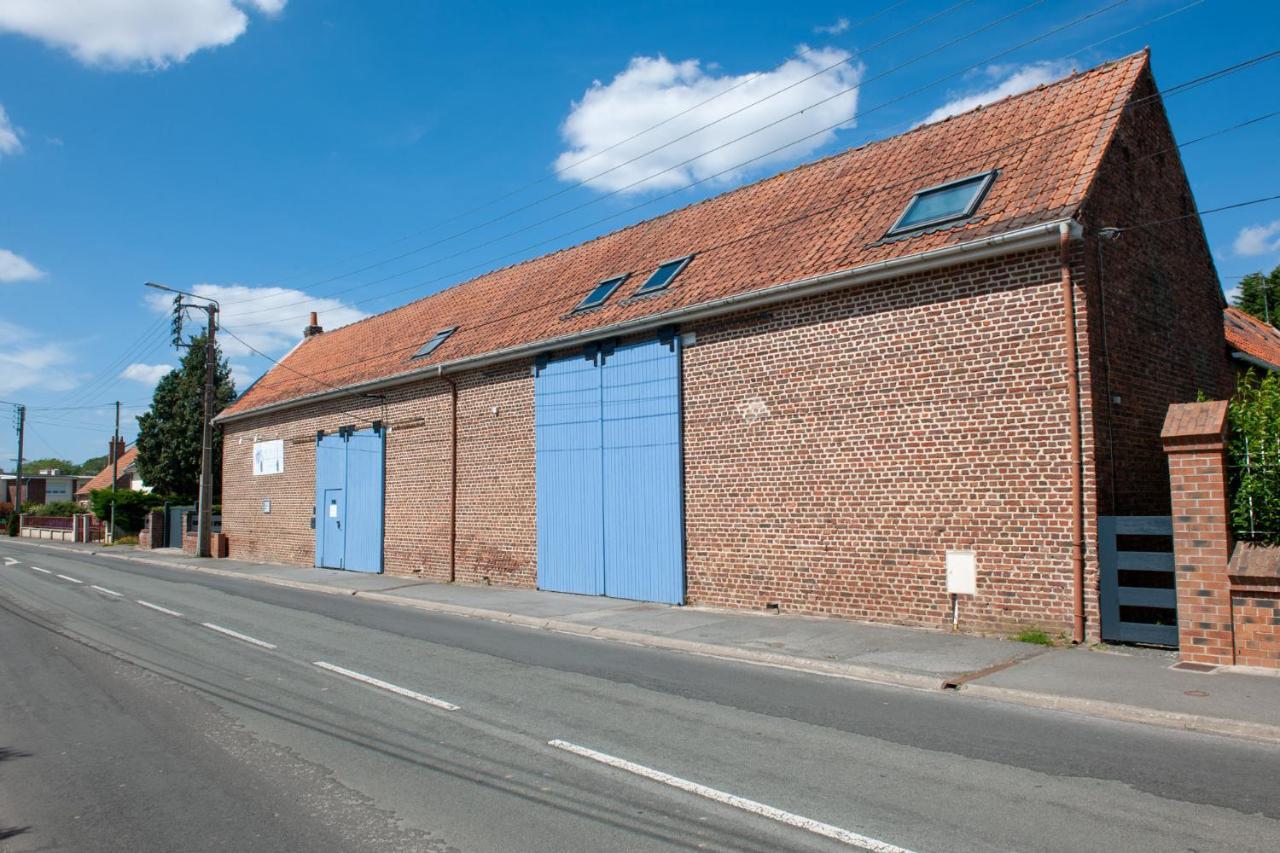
1161;400;1234;665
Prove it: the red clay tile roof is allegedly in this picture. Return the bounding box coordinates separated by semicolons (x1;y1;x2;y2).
222;51;1151;420
1224;306;1280;370
76;445;138;497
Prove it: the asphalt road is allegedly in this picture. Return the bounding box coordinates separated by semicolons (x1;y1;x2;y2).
2;541;1279;852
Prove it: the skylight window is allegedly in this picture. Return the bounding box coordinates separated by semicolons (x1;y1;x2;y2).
888;171;996;235
635;255;693;295
413;326;457;359
575;274;629;312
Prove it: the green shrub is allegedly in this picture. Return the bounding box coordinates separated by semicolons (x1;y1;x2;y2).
1227;370;1280;542
88;489;163;535
23;501;79;518
6;515;17;537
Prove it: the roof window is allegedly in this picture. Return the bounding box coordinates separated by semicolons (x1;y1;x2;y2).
575;274;629;312
635;255;692;295
412;326;457;359
888;171;996;235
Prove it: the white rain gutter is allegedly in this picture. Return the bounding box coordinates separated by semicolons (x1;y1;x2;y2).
216;218;1081;425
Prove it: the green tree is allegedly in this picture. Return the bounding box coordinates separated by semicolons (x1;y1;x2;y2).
1232;264;1280;327
17;457;76;474
88;489;162;534
1227;368;1280;541
134;333;236;501
78;455;108;475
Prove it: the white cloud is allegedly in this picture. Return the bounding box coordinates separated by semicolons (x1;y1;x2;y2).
120;362;173;385
0;249;44;283
1234;221;1280;257
554;47;863;193
0;104;20;156
814;17;850;35
0;320;78;395
0;0;286;69
920;60;1075;125
145;283;366;360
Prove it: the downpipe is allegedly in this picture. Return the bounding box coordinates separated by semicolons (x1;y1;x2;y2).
1060;222;1086;644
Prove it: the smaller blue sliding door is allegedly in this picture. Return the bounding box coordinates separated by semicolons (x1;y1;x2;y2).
315;427;384;573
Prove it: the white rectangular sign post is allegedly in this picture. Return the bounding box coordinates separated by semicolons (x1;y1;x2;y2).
252;439;284;475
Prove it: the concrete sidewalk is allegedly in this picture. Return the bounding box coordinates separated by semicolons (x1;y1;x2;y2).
8;536;1280;743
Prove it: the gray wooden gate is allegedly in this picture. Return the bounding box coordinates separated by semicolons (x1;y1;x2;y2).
1098;515;1177;646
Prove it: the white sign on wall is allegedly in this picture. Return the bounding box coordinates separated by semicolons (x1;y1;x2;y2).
253;439;284;475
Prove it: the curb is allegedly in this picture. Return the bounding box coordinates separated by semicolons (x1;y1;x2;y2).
959;683;1280;744
8;538;1280;743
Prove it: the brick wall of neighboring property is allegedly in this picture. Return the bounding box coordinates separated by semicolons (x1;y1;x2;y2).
1233;591;1280;668
1077;67;1234;519
682;246;1099;635
219;363;536;583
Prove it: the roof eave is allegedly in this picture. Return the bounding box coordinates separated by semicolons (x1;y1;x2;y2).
216;218;1080;426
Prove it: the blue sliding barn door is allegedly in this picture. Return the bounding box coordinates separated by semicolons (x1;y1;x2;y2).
314;427;385;573
534;336;684;604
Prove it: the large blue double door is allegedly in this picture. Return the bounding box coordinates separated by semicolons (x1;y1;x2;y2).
535;336;685;604
315;427;385;573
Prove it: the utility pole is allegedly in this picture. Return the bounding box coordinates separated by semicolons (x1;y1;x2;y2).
14;404;24;514
110;400;120;543
145;282;219;558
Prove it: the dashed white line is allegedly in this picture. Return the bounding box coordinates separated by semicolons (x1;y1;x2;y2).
55;574;83;584
201;623;277;649
312;661;460;711
547;740;914;852
30;566;52;574
136;600;184;617
91;585;123;597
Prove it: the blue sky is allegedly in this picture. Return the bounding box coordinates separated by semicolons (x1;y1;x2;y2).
1;0;1277;467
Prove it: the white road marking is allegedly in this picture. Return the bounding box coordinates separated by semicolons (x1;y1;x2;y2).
4;557;18;566
136;600;184;617
548;740;914;853
91;585;123;597
201;623;277;650
31;566;52;574
56;574;83;584
312;661;460;711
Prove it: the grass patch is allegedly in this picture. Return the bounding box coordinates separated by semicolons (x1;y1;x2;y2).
109;535;139;546
1013;627;1055;646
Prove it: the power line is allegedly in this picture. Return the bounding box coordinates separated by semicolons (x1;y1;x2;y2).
232;0;1148;324
221;0;1052;310
239;37;1271;339
226;57;1277;405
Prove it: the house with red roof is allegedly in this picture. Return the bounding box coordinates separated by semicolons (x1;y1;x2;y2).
213;51;1234;641
1224;306;1280;374
74;441;145;505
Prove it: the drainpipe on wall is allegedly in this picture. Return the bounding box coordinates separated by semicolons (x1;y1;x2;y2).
1060;221;1086;644
441;371;459;584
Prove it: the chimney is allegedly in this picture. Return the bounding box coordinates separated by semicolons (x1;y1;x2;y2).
108;437;125;464
303;311;324;338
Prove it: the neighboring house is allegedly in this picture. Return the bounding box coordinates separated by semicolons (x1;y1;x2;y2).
1223;306;1280;374
75;442;147;504
2;470;92;506
213;51;1232;639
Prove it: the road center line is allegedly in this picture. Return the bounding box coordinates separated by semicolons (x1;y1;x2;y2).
548;740;914;853
312;661;460;711
201;623;277;649
31;566;52;574
136;600;184;617
91;585;123;597
56;574;83;584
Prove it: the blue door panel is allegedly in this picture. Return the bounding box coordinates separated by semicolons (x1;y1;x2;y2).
601;338;684;604
315;433;347;569
535;353;604;595
314;428;384;573
534;337;684;604
344;430;385;573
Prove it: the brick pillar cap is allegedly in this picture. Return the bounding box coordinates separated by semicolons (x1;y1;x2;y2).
1162;400;1228;451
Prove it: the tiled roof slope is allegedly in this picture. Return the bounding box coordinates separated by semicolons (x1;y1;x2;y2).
76;445;137;496
223;51;1150;419
1225;306;1280;370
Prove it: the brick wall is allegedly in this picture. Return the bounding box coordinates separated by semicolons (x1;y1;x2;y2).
1233;591;1280;668
220;362;536;583
682;246;1097;635
1077;67;1234;519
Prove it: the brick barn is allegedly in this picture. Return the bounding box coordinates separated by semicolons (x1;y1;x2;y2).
215;51;1232;640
